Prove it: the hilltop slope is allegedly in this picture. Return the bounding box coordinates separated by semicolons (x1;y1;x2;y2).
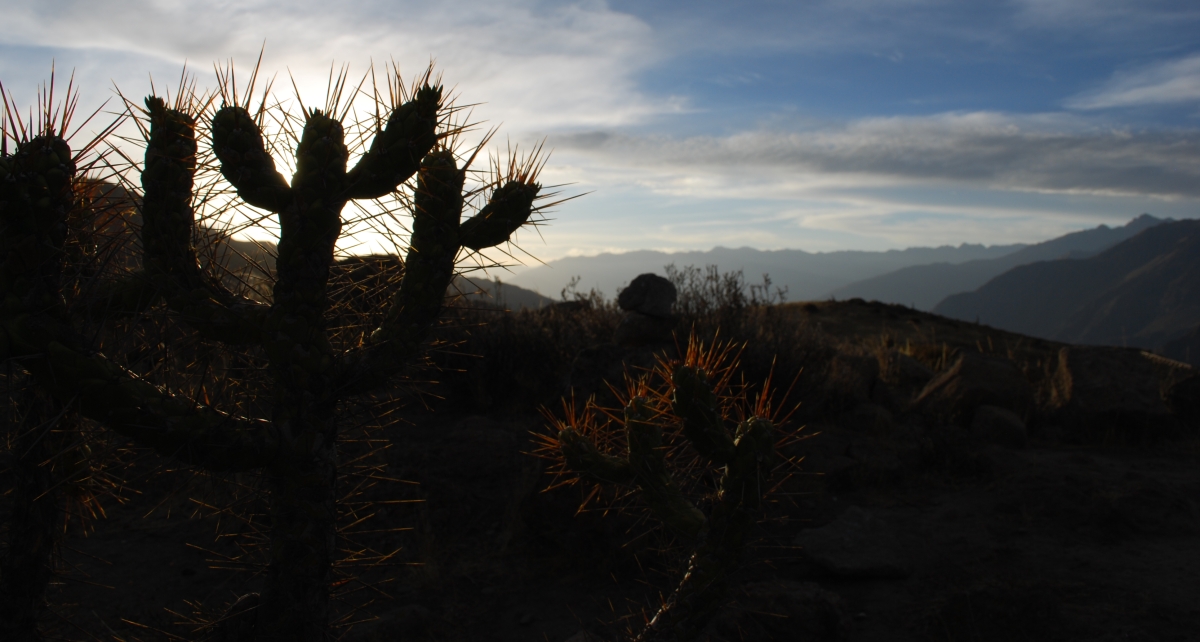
934;219;1200;350
829;214;1168;310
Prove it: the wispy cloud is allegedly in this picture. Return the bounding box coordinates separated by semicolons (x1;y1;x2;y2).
552;112;1200;199
1067;54;1200;109
1012;0;1200;32
0;0;667;131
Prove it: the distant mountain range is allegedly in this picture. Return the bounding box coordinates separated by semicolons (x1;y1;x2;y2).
935;219;1200;354
506;215;1172;308
507;244;1027;301
830;214;1169;310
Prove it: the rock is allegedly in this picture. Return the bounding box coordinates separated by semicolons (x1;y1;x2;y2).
394;604;432;632
828;436;907;491
342;604;431;641
914;352;1032;427
827;353;880;404
617;273;677;317
613;310;677;347
1047;346;1192;441
1167;374;1200;422
211;593;259;642
880;350;935;393
613;273;679;346
794;506;913;579
700;580;852;642
970;405;1027;449
894;352;935;385
1162;324;1200;368
564;631;606;642
839;403;894;433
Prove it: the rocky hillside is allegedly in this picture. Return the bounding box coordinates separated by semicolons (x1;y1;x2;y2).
934;219;1200;356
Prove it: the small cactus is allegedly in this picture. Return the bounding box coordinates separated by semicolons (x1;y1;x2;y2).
545;336;787;642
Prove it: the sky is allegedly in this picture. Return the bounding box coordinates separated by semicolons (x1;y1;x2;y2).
2;0;1200;268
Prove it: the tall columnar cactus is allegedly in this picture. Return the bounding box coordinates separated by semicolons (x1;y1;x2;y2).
0;68;544;641
1;82;127;640
550;338;781;642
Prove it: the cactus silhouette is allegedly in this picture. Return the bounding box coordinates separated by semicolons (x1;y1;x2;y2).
548;337;782;642
1;75;127;641
1;65;547;641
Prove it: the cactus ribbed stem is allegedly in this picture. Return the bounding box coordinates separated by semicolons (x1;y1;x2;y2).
0;389;63;642
2;67;546;639
142;98;269;344
556;351;780;642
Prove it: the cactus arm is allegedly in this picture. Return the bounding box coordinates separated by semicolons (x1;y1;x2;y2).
333;150;463;395
270;110;347;325
1;129;275;472
3;314;277;471
557;428;635;485
142;97;268;345
211;104;292;212
344;85;441;199
457;180;541;251
671;366;736;465
625;398;709;541
73;271;160;318
636;417;778;642
721;417;777;507
258;110;347;389
334;159;542;395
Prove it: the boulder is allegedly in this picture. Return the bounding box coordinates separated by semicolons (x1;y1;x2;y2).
1047;346;1193;441
613;273;678;346
827;353;881;404
913;352;1032;427
839;403;894;434
213;593;259;642
617;273;676;317
1167;374;1200;422
613;311;677;347
341;604;431;641
1162;324;1200;368
894;352;935;385
880;350;935;391
970;405;1028;449
794;506;913;580
700;580;852;642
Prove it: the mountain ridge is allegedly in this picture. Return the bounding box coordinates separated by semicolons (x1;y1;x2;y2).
828;214;1170;310
934;218;1200;353
507;243;1028;301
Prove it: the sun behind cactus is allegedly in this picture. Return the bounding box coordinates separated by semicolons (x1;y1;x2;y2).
0;60;564;642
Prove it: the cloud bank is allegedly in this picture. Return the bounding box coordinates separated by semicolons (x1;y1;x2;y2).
0;0;667;131
553;112;1200;200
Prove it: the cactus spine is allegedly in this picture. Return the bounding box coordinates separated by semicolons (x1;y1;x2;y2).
554;340;780;642
0;67;544;641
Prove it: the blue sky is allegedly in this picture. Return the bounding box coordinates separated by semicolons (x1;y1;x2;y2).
3;0;1200;266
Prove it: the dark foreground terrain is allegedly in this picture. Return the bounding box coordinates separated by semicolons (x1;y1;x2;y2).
32;299;1200;641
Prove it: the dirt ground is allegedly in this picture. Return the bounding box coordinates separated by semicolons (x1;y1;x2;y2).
40;301;1200;641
